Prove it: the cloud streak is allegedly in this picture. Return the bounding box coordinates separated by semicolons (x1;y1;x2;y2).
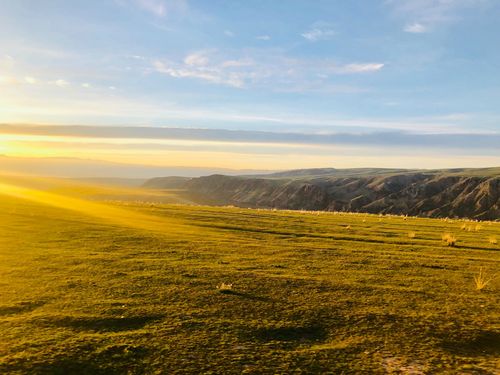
1;124;498;152
388;0;490;32
404;22;428;33
153;50;384;89
301;22;336;41
333;63;385;74
117;0;189;17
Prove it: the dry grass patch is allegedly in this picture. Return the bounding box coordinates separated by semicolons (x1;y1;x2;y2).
216;282;233;293
442;233;457;247
473;268;497;291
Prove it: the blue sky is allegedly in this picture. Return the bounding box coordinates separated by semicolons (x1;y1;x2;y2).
0;0;499;171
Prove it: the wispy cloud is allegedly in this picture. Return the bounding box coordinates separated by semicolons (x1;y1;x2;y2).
404;22;428;33
256;35;271;41
0;76;18;85
133;0;166;16
123;0;188;17
224;30;235;37
0;54;15;69
301;22;336;41
387;0;489;32
1;72;109;91
332;63;385;74
184;51;210;66
54;79;70;88
153;50;384;89
2;125;498;154
153;59;245;88
221;58;254;68
24;76;38;84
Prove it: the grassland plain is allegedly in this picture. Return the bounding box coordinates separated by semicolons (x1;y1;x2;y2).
0;178;499;374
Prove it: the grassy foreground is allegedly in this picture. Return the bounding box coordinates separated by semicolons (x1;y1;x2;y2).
0;178;499;374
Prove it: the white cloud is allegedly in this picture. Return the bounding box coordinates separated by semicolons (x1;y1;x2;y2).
301;22;336;41
130;0;188;17
156;50;251;88
154;50;384;90
134;0;166;16
224;30;235;37
0;76;18;85
387;0;489;31
256;35;271;41
24;76;38;84
221;58;254;68
404;22;428;33
184;51;209;66
154;60;245;88
0;54;15;69
55;79;69;88
82;83;91;88
333;63;385;74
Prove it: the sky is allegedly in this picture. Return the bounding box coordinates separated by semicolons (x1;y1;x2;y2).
0;0;499;174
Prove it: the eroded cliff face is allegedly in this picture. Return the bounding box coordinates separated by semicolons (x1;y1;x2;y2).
146;172;500;220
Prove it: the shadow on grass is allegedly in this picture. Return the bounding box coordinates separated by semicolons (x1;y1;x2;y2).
3;344;149;375
19;359;109;375
252;324;327;342
0;300;48;316
38;314;164;332
441;330;500;355
218;289;271;302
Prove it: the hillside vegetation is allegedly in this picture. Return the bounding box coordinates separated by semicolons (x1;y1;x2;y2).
145;168;500;220
0;176;499;373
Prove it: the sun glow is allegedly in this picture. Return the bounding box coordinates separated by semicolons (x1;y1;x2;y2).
0;178;191;236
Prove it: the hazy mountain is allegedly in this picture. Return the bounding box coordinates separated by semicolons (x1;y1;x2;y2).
0;156;271;179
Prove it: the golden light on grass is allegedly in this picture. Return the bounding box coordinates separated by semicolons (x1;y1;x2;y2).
408;231;416;239
0;180;189;236
489;236;498;245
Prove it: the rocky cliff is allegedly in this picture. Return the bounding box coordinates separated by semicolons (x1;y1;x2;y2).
144;169;500;220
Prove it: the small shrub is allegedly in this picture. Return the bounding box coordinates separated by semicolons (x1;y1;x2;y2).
473;268;496;291
216;282;233;292
489;236;497;245
408;231;416;239
442;233;457;247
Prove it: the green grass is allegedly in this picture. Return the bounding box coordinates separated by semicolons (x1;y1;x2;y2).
0;178;499;374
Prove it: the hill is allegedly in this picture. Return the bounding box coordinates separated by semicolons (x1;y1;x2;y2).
144;168;500;220
0;177;499;373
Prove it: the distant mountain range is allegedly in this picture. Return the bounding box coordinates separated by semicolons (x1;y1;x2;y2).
0;155;271;179
144;167;500;220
